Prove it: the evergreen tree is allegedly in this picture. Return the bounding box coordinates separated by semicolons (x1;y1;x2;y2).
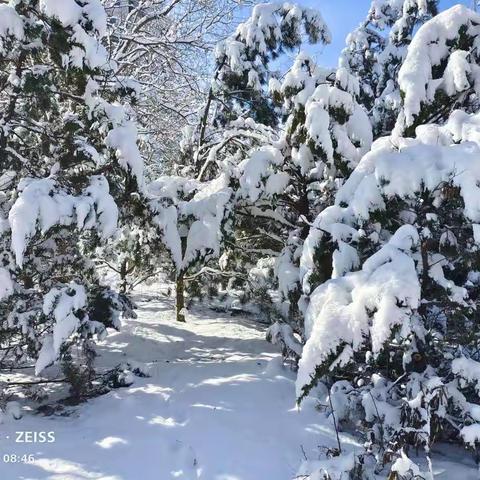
148;172;234;322
0;0;144;387
296;5;480;475
194;2;331;175
235;53;372;349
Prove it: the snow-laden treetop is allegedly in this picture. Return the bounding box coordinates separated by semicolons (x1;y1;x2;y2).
215;2;331;91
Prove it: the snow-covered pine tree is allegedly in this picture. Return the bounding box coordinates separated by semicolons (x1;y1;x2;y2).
148;119;253;323
0;0;144;388
193;4;332;308
235;52;372;355
296;5;480;475
195;2;331;175
148;173;234;322
341;0;438;137
183;4;332;324
339;13;383;114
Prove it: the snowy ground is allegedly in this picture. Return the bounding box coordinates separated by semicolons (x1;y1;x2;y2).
0;291;478;479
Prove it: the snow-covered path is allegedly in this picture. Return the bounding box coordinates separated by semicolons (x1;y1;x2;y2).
2;292;480;479
0;292;345;480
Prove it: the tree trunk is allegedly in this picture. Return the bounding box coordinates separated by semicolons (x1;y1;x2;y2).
120;258;128;294
176;271;186;322
176;236;188;322
194;56;226;178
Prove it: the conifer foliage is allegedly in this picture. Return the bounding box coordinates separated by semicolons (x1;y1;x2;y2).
295;4;480;478
202;1;331;141
0;0;143;382
4;1;480;478
341;0;438;136
148;2;331;322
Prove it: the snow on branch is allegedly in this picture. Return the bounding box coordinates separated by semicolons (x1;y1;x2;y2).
216;2;331;91
399;5;480;128
9;176;118;267
296;225;421;400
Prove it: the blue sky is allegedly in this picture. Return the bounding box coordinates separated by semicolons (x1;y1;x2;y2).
302;0;472;66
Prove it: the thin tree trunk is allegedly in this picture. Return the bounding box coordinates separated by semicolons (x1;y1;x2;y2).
194;56;226;178
176;236;188;322
176;270;186;322
120;258;128;294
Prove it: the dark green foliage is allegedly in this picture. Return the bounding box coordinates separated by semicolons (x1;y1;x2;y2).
0;1;143;387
